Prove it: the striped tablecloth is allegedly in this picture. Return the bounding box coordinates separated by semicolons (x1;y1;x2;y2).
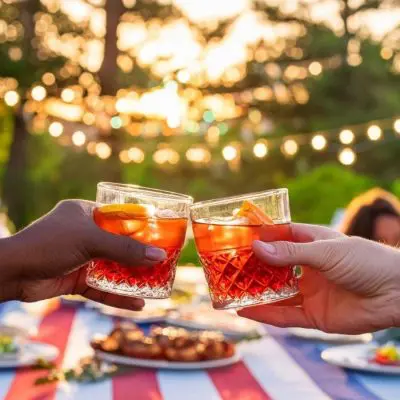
0;301;399;400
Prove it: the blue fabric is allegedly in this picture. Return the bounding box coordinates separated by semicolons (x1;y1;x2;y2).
267;326;383;400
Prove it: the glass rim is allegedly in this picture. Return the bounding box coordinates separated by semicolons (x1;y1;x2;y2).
190;188;288;209
97;182;193;203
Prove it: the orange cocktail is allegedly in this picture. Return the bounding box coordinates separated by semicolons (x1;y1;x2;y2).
86;183;192;298
191;190;298;309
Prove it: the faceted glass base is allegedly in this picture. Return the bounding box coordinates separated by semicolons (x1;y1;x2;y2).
86;275;172;299
211;284;299;310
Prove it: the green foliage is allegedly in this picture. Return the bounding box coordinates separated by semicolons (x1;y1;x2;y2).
287;163;376;224
178;239;199;266
0;104;13;179
392;180;400;199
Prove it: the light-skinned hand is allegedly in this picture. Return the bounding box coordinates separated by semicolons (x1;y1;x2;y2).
238;223;400;334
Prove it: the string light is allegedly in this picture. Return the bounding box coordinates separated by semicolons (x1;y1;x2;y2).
393;119;400;134
42;72;56;86
111;116;122;129
128;147;145;163
311;134;327;151
177;70;190;83
380;48;393;60
83;112;96;125
253;140;268;158
167;114;181;129
338;148;356;165
206;126;220;146
96;142;112;159
339;129;354;144
222;145;237;161
61;88;75;103
31;85;47;101
153;148;180;165
248;109;262;124
49;121;63;137
4;90;19;106
281;139;298;157
72;130;86;146
367;125;382;141
86;141;97;155
119;150;130;163
308;61;322;76
186;147;211;163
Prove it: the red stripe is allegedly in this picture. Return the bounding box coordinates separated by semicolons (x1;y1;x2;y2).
208;361;271;400
113;370;162;400
112;317;162;400
5;306;76;400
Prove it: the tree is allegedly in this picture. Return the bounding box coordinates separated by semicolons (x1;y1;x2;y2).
286;163;376;224
0;0;188;228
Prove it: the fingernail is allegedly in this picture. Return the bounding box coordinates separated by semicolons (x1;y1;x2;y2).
145;247;167;261
256;241;277;255
135;299;145;309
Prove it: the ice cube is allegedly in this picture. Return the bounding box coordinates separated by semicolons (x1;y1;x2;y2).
195;216;249;226
224;217;249;226
155;209;180;219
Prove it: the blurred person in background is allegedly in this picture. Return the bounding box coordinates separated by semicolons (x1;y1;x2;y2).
0;214;11;238
340;188;400;247
340;188;400;342
0;200;11;238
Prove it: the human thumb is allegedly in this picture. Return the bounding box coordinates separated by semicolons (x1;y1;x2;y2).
252;239;336;270
89;227;167;266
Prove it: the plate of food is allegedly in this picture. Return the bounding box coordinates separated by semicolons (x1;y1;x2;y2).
321;343;400;374
91;322;239;370
0;337;58;369
288;328;372;343
166;304;264;340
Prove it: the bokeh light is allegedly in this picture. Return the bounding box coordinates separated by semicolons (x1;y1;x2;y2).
338;148;356;165
253;140;268;158
128;147;145;163
31;86;47;101
222;145;237;161
367;125;382;141
339;129;355;144
4;90;19;107
394;119;400;134
281;139;298;157
72;130;86;146
49;121;64;137
311;134;327;151
96;142;112;159
61;88;75;103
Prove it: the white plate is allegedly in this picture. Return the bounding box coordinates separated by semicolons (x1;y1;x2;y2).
98;304;167;324
288;328;372;343
166;304;264;339
95;349;240;370
0;341;59;369
0;324;30;338
321;343;400;374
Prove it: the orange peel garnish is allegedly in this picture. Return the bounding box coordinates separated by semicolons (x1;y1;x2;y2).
97;203;154;219
236;200;274;225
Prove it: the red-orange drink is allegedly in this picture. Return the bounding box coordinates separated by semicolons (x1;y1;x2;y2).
193;221;297;309
191;190;298;309
87;206;187;298
86;184;192;299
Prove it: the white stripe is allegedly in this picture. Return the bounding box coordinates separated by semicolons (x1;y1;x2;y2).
0;301;45;399
55;307;114;400
353;373;400;400
158;370;221;400
240;336;331;400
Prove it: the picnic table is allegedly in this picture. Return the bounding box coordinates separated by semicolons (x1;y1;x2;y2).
0;300;398;400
